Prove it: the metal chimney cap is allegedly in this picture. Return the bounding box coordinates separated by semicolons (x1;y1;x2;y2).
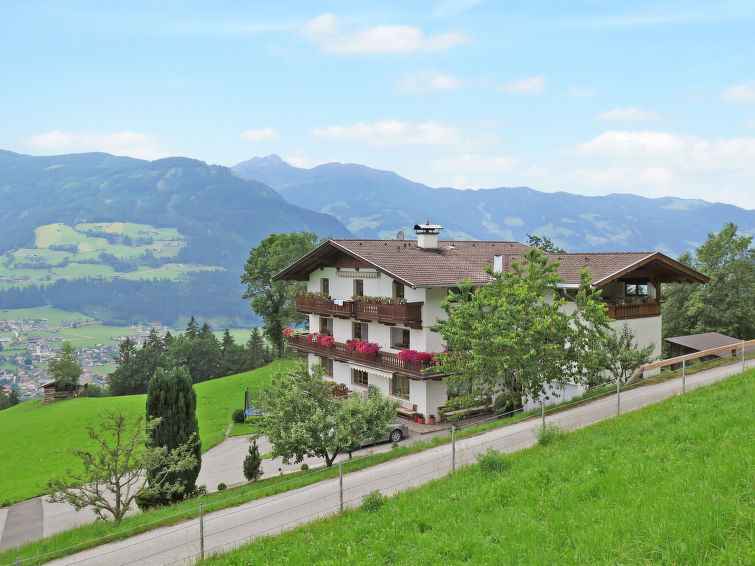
413;222;443;233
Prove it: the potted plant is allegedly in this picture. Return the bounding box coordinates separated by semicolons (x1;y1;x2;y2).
428;414;436;425
417;413;425;425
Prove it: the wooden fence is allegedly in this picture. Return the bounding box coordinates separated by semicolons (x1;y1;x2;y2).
626;338;755;385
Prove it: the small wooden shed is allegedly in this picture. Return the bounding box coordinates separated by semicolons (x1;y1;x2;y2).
38;375;91;404
664;332;741;369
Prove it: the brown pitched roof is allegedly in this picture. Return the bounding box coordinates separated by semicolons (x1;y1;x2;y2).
274;239;709;288
665;332;741;351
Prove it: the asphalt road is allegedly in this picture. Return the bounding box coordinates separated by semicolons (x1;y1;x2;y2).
31;358;751;566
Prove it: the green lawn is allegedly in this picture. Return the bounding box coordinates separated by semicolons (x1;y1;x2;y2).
206;370;755;566
0;360;291;506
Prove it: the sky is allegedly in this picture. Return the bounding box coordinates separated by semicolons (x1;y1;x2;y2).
1;1;754;208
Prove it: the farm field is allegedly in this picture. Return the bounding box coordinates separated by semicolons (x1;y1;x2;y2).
0;360;292;506
0;222;220;288
207;370;755;566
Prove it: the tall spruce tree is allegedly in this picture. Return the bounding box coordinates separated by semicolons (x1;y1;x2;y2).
246;327;271;370
145;366;202;503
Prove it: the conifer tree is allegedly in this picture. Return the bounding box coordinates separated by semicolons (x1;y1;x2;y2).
243;438;263;482
185;316;199;340
145;366;202;503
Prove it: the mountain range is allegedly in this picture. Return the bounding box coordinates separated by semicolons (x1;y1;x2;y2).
233;154;754;257
0;150;348;268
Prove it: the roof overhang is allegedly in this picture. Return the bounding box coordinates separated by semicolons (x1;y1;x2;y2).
273;240;416;287
592;252;709;287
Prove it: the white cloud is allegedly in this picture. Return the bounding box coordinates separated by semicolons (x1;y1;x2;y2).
573;130;755;172
724;82;755;104
430;153;518;173
240;127;281;141
597;107;660;121
569;87;597;97
301;14;467;53
21;130;167;160
301;13;338;41
398;70;465;94
500;76;545;94
311;120;462;146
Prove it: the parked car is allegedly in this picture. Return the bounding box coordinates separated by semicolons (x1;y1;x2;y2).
360;421;409;447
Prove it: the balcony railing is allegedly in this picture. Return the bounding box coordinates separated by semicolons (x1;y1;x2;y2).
604;299;662;320
295;297;423;329
286;334;444;379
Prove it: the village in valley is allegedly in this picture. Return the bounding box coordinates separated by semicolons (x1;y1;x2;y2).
0;313;163;400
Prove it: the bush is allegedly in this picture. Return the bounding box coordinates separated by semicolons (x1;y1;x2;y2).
301;463;309;471
217;482;227;491
493;393;514;415
537;423;565;446
232;409;246;424
476;448;510;473
135;487;169;511
362;489;386;512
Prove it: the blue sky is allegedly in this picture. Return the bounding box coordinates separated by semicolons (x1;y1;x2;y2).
2;1;754;207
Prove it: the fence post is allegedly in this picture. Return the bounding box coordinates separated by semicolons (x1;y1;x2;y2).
742;340;746;372
616;376;621;416
541;399;545;428
682;355;686;393
451;426;456;474
16;558;20;566
199;503;204;561
338;461;343;513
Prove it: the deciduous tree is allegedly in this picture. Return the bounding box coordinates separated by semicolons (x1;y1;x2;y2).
47;410;198;523
433;248;611;410
48;341;83;392
259;363;397;468
241;232;324;357
663;222;754;343
591;323;656;386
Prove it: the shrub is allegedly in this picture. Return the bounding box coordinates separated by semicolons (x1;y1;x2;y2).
537;423;565;446
476;448;510;473
362;489;386;512
493;393;514;415
301;463;309;471
232;409;246;424
217;482;227;491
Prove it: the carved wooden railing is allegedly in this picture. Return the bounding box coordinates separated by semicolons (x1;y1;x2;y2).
295;297;423;328
604;300;661;320
286;334;444;379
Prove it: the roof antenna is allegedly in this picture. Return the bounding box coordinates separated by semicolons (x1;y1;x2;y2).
395;230;405;240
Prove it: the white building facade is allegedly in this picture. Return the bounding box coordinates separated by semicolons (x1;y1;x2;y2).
275;224;708;420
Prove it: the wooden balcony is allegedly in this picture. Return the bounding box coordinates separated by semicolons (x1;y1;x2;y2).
286;334;444;379
295;297;423;329
604;299;662;320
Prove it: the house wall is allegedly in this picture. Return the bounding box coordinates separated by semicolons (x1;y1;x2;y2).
609;315;662;359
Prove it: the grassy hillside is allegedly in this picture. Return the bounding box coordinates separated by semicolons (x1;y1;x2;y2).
0;360;292;506
207;370;755;565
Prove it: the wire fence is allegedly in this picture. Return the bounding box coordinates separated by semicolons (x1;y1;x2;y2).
6;348;753;566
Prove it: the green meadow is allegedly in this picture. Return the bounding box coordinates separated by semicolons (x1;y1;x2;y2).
206;370;755;566
0;360;291;506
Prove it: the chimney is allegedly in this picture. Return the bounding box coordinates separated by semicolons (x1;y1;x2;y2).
413;219;442;250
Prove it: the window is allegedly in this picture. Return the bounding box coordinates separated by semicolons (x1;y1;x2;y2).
352;368;369;387
352;322;368;341
390;327;410;349
625;283;648;296
353;279;364;297
320;278;330;296
391;375;410;399
319;317;333;336
320;356;333;377
393;281;405;299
